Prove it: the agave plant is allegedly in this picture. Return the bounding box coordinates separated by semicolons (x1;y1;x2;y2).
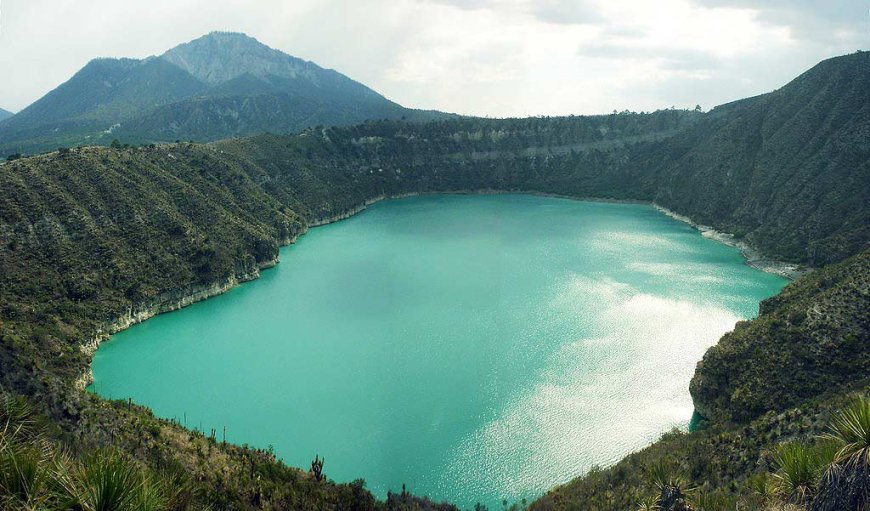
771;440;839;505
0;395;44;443
55;448;166;511
636;495;660;511
645;461;694;511
811;396;870;511
0;437;54;509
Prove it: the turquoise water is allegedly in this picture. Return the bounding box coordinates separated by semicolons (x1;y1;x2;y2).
90;195;787;508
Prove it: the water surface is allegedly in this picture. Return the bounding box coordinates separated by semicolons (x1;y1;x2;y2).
91;195;787;508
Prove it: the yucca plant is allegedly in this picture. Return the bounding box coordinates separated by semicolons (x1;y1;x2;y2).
645;461;693;511
636;495;660;511
55;448;163;511
157;463;195;511
0;437;54;509
0;395;44;443
742;472;779;509
647;460;687;494
771;440;839;505
690;489;740;511
134;473;169;511
811;396;870;511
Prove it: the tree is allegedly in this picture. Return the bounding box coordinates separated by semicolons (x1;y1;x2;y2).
110;139;123;150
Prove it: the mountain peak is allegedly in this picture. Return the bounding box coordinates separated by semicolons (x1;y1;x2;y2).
161;32;317;85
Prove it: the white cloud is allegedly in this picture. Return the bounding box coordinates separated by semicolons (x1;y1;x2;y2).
0;0;865;116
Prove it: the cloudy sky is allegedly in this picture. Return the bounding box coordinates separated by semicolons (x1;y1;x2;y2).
0;0;866;116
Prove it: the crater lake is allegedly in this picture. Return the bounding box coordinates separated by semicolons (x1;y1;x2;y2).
90;194;788;508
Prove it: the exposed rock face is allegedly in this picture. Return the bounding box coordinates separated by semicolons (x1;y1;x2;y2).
74;256;276;390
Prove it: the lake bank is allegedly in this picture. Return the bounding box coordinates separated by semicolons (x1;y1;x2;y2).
89;194;787;508
651;205;806;280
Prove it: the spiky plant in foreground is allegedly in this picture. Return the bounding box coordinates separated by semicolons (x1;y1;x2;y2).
645;461;694;511
55;448;164;511
0;396;45;443
811;396;870;511
747;472;778;507
637;495;660;511
690;489;743;511
771;440;840;505
0;438;54;510
0;396;53;510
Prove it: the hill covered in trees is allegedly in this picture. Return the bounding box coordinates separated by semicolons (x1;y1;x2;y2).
0;51;868;510
0;108;13;122
0;32;446;157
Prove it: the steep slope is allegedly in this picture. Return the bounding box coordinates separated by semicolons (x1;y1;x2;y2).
0;108;13;122
0;58;207;154
690;249;870;423
646;51;870;265
0;32;441;156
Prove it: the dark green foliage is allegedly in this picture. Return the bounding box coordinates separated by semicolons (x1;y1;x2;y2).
771;441;839;504
690;250;870;424
812;397;870;511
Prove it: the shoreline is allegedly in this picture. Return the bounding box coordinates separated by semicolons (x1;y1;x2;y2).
300;189;804;280
78;189;804;389
651;204;806;280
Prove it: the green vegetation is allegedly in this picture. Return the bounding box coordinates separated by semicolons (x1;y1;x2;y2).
0;50;867;509
532;395;870;511
690;250;870;424
0;394;459;510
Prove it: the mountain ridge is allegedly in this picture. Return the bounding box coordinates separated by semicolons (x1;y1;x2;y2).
0;32;447;155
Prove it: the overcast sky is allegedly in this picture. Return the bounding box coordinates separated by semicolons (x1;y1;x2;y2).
0;0;867;116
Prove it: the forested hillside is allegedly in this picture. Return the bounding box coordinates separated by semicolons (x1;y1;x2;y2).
646;51;870;264
0;51;868;510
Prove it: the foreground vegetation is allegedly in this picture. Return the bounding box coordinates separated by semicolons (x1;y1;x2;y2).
0;394;460;510
632;395;870;511
0;52;867;509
